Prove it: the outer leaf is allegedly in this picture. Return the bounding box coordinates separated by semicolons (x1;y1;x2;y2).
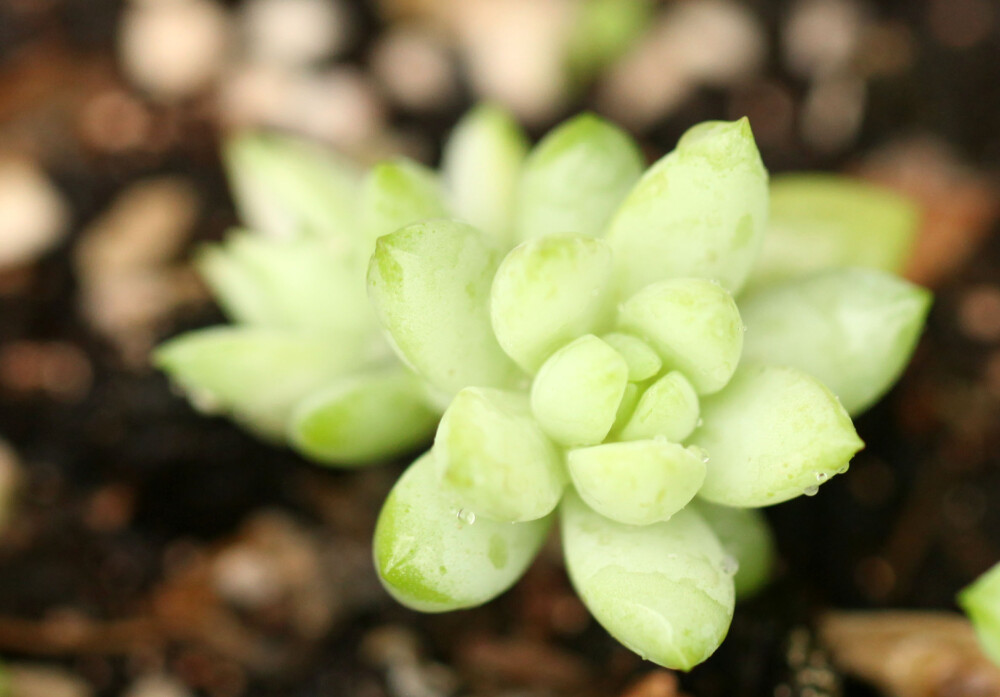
223;133;360;242
606;118;768;296
740;268;931;415
515;114;643;241
289;368;439;466
367;220;521;401
531;335;629;447
374;453;552;612
441;104;529;247
601;332;662;382
197;231;377;340
958;562;1000;665
561;491;735;671
619;371;700;443
693;501;776;600
568;440;706;526
491;234;615;372
434;388;565;523
747;174;920;289
154;327;364;439
360;158;450;265
692;364;864;507
618;278;743;394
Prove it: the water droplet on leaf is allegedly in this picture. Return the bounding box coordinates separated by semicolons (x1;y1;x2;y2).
803;485;819;497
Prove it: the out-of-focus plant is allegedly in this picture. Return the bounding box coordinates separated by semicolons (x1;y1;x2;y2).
959;562;1000;665
156;105;930;669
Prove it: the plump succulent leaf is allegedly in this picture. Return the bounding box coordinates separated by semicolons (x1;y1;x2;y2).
223;133;361;242
434;387;565;523
289;368;439;466
360;158;450;264
561;491;735;670
515;114;643;241
693;500;776;600
531;335;629;447
154;327;364;439
747;174;920;289
618;371;700;443
606;118;768;296
568;440;706;526
367;220;521;402
374;453;552;612
740;268;931;415
491;234;615;372
601;333;662;382
958;562;1000;665
692;364;864;507
442;104;528;247
197;231;377;340
618;278;744;394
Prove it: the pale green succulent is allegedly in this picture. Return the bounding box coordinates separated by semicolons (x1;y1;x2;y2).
155;105;930;670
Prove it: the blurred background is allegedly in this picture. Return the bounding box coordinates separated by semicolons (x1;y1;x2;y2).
0;0;999;695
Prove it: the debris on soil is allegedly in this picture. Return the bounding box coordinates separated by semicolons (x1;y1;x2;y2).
0;159;70;270
75;177;205;367
819;611;1000;697
858;138;1000;289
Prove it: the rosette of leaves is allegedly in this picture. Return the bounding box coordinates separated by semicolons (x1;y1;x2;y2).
367;114;931;670
154;106;534;465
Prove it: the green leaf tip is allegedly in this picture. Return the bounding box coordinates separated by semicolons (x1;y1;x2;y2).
289;368;439;466
223;131;361;242
607;117;768;297
154;327;364;439
434;387;565;523
561;491;735;671
374;453;552;613
693;364;864;507
959;562;1000;666
516;112;643;241
741;267;932;415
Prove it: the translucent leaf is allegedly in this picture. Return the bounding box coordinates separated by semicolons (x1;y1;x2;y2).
601;332;662;382
289;368;438;467
515;114;643;241
567;440;706;526
223;133;361;243
368;220;521;401
374;453;552;612
740;268;931;415
197;230;377;341
606;118;768;296
693;501;775;600
360;158;450;266
619;371;700;443
692;364;864;507
442;104;528;247
958;562;1000;665
153;327;364;439
491;234;615;372
434;387;565;523
618;278;743;394
747;174;920;290
531;335;629;447
561;491;735;670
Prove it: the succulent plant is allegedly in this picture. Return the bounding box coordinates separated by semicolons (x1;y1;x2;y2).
156;105;930;669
